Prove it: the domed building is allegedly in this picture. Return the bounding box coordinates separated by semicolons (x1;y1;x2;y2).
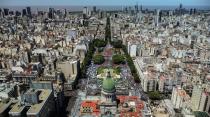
100;71;117;116
79;71;146;117
101;71;116;102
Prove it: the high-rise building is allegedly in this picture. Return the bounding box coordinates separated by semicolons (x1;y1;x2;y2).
199;92;210;112
3;8;9;16
155;9;161;26
135;3;139;13
179;3;183;15
191;85;203;111
193;8;197;14
179;3;183;9
93;6;97;13
171;86;190;109
83;7;88;14
83;7;91;18
159;10;162;23
190;9;193;15
26;6;32;17
124;7;128;13
48;8;54;19
22;9;27;16
64;9;67;18
57;57;80;90
26;89;55;117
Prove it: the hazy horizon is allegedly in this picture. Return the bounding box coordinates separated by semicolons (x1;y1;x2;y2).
0;5;210;12
1;0;210;6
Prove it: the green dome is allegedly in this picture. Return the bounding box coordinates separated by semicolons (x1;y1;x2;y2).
102;72;115;93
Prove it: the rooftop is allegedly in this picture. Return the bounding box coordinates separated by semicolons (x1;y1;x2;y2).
0;99;12;114
26;89;52;115
9;102;26;115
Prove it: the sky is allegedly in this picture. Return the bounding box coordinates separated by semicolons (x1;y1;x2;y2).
0;0;210;6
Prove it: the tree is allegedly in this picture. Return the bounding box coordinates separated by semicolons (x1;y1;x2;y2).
80;41;95;78
112;54;125;64
94;39;107;48
114;67;121;74
148;91;161;100
111;40;123;48
122;45;141;83
93;54;105;64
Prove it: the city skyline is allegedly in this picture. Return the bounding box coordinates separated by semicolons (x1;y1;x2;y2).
1;0;210;6
0;0;210;117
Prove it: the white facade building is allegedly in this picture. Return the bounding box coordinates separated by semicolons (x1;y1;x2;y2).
191;85;203;111
171;86;190;109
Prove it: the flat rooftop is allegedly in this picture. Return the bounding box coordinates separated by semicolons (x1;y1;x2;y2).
0;99;12;114
26;89;52;115
9;102;26;115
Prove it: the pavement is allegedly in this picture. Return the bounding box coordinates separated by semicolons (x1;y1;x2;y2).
121;62;149;101
70;93;82;117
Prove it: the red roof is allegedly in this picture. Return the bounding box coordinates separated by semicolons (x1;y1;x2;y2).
80;96;144;117
80;100;100;116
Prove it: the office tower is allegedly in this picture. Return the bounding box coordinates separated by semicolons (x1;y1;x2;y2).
159;10;162;23
26;6;32;17
3;8;9;16
83;7;91;18
190;9;193;15
191;85;203;111
179;3;182;9
193;8;196;14
57;58;80;83
135;3;139;13
99;10;104;19
179;3;183;15
22;9;27;16
83;7;87;19
155;9;161;26
93;6;97;13
57;58;80;90
48;8;54;19
83;7;87;15
64;9;67;18
124;7;128;13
